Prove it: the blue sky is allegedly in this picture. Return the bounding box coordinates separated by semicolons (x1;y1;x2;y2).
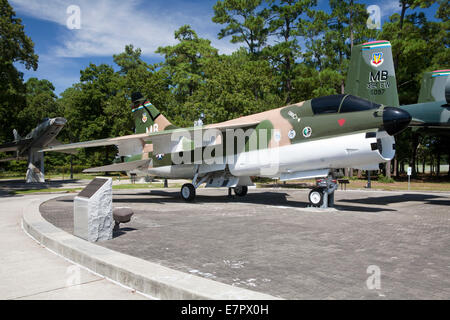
11;0;439;96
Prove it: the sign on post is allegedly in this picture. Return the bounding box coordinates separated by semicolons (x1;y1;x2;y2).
407;167;412;190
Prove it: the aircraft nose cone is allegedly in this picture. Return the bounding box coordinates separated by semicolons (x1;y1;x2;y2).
52;117;67;126
383;107;411;135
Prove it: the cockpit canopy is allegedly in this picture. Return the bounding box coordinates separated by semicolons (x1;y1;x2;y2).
311;94;381;115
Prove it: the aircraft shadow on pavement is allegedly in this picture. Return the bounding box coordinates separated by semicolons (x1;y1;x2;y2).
339;193;448;206
332;204;396;212
54;190;395;216
113;190;395;213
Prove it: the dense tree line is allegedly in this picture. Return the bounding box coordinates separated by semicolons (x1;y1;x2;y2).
0;0;449;177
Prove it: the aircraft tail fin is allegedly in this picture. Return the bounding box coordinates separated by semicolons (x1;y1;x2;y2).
400;70;450;128
345;40;399;107
131;92;177;134
418;70;450;103
13;129;21;142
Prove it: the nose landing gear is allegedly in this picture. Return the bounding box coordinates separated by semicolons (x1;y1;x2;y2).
308;176;338;208
308;188;324;206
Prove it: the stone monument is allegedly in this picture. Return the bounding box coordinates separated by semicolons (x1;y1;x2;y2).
73;177;113;242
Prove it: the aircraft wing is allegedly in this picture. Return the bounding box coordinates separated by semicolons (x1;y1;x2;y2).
41;133;150;156
148;120;261;154
41;120;260;155
45;139;78;154
0;139;32;153
82;159;152;173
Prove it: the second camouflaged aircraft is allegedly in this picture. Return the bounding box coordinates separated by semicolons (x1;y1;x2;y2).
43;41;418;206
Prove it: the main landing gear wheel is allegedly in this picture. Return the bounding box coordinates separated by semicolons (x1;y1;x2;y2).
309;188;324;207
181;183;196;202
234;186;248;197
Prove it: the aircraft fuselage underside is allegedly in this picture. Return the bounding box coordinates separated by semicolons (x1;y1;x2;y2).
143;130;394;180
130;130;395;204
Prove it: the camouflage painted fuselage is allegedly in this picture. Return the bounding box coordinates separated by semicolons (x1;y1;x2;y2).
128;95;405;180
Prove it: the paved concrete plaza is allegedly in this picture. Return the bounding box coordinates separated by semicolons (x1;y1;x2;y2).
40;188;450;299
0;194;148;300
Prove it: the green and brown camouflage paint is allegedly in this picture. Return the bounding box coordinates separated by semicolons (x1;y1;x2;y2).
132;96;389;167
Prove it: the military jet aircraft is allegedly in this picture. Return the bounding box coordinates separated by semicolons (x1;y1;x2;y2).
0;117;67;183
43;41;420;206
346;40;449;128
405;69;450;128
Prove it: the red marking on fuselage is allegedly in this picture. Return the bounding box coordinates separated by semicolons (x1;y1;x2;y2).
338;119;346;127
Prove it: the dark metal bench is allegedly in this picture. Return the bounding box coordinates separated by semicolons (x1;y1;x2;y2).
337;179;350;190
113;207;134;231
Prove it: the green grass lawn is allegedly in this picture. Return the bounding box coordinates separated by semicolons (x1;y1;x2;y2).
9;188;83;195
0;172;106;181
8;182;184;195
258;178;450;192
4;171;450;195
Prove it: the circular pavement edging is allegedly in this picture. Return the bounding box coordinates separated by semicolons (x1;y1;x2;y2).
21;196;280;300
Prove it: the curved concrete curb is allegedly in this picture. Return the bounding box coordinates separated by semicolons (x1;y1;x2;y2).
22;197;280;300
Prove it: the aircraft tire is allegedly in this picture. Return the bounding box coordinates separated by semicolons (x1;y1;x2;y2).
309;188;324;207
234;186;248;197
181;183;196;202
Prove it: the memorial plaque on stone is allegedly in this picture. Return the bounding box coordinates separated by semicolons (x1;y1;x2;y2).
73;177;113;242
